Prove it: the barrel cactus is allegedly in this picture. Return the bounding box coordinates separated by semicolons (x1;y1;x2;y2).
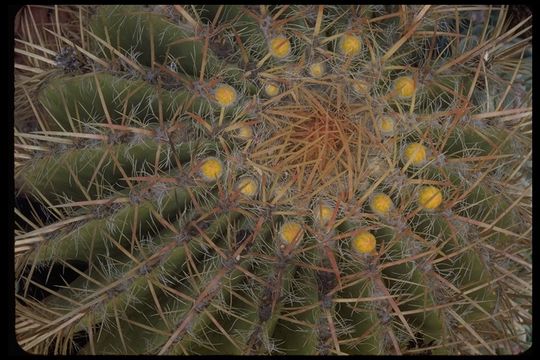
14;5;532;355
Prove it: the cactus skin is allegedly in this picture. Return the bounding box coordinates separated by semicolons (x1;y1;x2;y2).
14;5;531;355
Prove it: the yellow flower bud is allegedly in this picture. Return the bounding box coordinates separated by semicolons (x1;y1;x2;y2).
418;186;443;210
394;76;416;97
314;202;334;225
214;84;237;107
403;143;427;166
340;34;362;56
264;82;280;97
235;177;259;198
309;62;326;78
237;125;253;140
370;193;394;216
269;36;291;59
379;115;395;136
200;157;224;181
352;231;377;254
279;221;303;245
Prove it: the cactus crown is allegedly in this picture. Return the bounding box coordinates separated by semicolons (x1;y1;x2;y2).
14;5;531;355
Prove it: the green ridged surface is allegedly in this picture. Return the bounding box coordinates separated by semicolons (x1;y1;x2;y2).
14;5;531;355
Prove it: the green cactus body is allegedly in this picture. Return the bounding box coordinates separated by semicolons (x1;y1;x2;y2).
14;5;531;355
